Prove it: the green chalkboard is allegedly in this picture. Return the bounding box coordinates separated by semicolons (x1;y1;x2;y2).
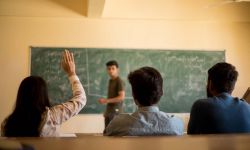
31;47;225;113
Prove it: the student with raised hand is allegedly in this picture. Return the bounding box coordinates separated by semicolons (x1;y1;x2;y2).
1;50;86;137
104;67;184;136
188;62;250;134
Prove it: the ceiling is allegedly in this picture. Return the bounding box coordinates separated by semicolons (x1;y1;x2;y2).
0;0;250;22
103;0;250;21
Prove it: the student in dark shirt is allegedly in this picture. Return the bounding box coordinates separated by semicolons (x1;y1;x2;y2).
188;62;250;134
98;60;125;128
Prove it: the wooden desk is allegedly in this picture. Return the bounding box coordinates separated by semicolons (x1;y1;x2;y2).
1;134;250;150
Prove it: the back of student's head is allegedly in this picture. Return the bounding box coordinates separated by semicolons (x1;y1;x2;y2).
208;62;238;94
106;60;119;68
128;67;163;106
3;76;51;137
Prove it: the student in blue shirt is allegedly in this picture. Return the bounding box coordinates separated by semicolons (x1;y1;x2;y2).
104;67;184;136
188;62;250;134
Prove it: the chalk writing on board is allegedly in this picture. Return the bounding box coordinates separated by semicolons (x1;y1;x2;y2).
31;47;225;113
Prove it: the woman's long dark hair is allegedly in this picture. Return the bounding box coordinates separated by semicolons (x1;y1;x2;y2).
3;76;51;137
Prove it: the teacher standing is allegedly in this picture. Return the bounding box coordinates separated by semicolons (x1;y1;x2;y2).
98;60;125;129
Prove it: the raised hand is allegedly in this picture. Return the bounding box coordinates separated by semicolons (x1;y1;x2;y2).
61;50;76;76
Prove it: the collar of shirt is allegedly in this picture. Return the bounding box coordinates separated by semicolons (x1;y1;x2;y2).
215;92;233;100
137;105;159;112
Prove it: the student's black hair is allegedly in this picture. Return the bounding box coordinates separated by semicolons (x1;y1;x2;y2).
208;62;238;94
3;76;51;137
128;66;163;106
106;60;119;68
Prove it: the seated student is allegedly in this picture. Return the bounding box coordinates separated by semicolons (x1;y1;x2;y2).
188;62;250;134
104;67;184;136
1;50;86;137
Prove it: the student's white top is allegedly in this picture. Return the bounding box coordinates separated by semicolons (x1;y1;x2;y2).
1;75;86;137
39;75;86;137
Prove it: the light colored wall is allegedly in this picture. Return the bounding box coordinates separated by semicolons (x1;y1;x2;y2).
0;1;250;134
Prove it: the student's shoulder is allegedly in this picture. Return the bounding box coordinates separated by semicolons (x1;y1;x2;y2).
105;114;133;136
110;113;134;126
157;111;184;134
236;97;249;104
169;116;184;134
237;98;250;108
166;114;183;127
192;98;214;107
114;113;130;119
189;98;217;113
159;112;183;123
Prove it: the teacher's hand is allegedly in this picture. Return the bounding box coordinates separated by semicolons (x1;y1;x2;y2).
98;98;108;104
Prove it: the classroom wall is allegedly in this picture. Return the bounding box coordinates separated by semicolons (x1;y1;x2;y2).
0;1;250;133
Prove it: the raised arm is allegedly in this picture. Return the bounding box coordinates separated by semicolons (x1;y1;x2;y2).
46;50;86;125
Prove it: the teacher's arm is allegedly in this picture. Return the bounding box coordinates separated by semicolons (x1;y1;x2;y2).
98;91;125;104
